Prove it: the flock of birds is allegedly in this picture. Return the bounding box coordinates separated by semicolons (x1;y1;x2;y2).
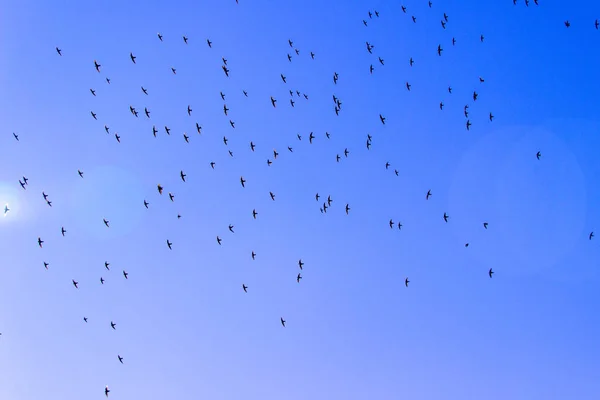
3;0;599;397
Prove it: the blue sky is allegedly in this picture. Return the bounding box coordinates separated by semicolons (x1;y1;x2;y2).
1;0;599;399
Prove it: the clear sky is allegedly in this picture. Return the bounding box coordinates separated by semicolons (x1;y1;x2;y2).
1;0;599;399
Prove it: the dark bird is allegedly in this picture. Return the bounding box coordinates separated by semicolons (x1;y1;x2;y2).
141;86;148;95
130;52;136;63
437;44;443;56
13;132;19;141
111;321;116;330
123;270;128;279
229;224;235;233
61;227;66;236
596;19;599;29
473;91;478;101
489;268;494;278
409;57;414;66
443;212;449;222
222;65;230;77
405;278;410;287
91;111;97;120
158;33;163;41
252;209;258;219
90;89;96;96
310;52;315;59
157;184;163;194
483;222;488;229
466;120;472;130
271;96;277;107
38;237;44;248
379;57;384;65
426;190;432;200
489;112;494;122
118;355;123;364
78;170;84;178
270;192;275;201
187;105;192;115
144;107;150;118
298;259;304;270
281;318;286;327
100;277;105;285
242;284;248;293
345;204;350;214
19;180;26;190
94;60;101;72
243;90;248;97
183;133;189;143
183;35;188;44
216;236;222;245
83;317;87;322
167;240;172;249
297;273;302;283
105;386;110;397
251;251;256;260
207;39;212;47
56;47;62;56
480;34;485;42
240;177;246;188
180;170;186;182
171;67;176;74
440;102;444;110
72;280;78;288
281;74;286;83
224;104;229;115
105;262;110;270
169;192;175;202
222;58;227;65
536;151;541;160
103;218;110;227
564;21;570;28
379;114;386;124
44;262;49;270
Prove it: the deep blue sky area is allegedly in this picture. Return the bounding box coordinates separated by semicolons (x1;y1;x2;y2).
1;0;599;399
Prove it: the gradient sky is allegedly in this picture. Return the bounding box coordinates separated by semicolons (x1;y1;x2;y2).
1;0;599;399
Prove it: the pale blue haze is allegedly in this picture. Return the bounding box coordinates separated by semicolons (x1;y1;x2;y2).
1;0;599;399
